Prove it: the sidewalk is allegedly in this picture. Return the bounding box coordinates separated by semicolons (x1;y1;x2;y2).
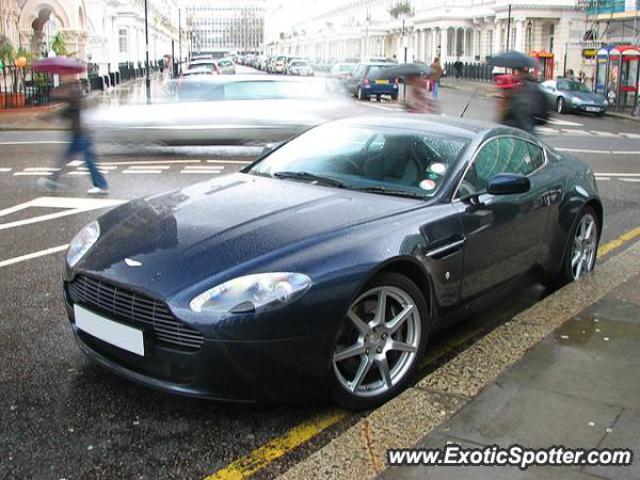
379;270;640;480
0;75;166;131
279;240;640;480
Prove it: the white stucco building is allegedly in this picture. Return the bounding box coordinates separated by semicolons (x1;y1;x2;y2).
265;0;592;77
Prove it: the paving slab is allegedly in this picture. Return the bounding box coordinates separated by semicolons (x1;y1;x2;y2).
585;408;640;480
438;381;622;450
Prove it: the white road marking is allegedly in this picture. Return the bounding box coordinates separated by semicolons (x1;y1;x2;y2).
101;159;201;166
122;169;163;174
556;148;611;154
0;244;69;269
14;171;53;176
536;127;558;133
0;141;69;145
547;118;583;126
591;130;618;137
596;173;640;177
180;170;221;174
0;196;125;231
561;129;590;135
620;178;640;182
620;133;640;139
611;151;640;155
68;171;90;176
183;165;224;169
0;168;12;172
66;160;83;167
206;160;252;164
358;102;397;111
128;165;171;170
24;167;60;172
595;177;610;180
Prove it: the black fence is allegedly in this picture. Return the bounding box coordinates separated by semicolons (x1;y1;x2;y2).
87;60;164;92
0;66;53;109
444;61;493;82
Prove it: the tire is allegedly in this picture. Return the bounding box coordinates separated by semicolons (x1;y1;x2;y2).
376;95;381;102
557;97;566;114
357;86;366;101
553;206;600;287
330;272;429;410
391;94;398;101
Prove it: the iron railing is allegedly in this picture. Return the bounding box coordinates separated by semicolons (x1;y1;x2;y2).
0;66;53;109
444;61;493;82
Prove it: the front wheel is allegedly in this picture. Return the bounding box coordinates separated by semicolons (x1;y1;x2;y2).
555;206;600;287
557;97;567;114
330;272;428;410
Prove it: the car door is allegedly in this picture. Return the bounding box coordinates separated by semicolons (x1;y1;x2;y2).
454;136;550;299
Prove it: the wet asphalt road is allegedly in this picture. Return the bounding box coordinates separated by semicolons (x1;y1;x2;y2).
1;87;639;480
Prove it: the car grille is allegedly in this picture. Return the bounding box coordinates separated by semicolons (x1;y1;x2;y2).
67;275;204;351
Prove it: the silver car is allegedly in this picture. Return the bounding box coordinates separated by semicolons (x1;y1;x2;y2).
541;78;608;115
86;76;366;146
216;58;236;75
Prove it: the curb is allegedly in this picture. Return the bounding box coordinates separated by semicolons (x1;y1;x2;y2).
278;240;640;480
606;110;640;123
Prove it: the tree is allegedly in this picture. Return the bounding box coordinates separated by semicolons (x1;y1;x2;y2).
389;1;414;19
0;35;14;64
51;32;68;56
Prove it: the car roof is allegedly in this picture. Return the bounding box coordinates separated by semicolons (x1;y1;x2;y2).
177;74;321;85
326;114;499;139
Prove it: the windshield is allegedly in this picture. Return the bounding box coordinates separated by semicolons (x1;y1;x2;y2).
291;61;309;67
248;125;469;198
558;80;590;93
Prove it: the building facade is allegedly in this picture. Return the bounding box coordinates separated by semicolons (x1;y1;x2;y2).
185;0;265;53
265;0;596;77
85;0;181;75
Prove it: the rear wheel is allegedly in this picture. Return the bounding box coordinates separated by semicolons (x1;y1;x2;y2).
330;273;428;410
357;87;367;101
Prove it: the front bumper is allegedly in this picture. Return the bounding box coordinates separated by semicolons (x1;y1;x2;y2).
573;103;607;113
71;323;331;402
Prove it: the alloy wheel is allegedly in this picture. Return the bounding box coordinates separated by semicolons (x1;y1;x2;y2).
557;97;564;114
571;213;597;279
333;285;421;398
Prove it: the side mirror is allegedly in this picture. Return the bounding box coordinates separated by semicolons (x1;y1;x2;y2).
487;174;530;195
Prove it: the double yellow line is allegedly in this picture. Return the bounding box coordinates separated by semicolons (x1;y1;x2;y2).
204;225;640;480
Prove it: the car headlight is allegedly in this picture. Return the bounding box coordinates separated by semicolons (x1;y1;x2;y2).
190;272;312;313
66;220;100;268
572;97;583;105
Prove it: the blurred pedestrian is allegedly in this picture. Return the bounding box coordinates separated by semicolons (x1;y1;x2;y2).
404;74;434;113
453;57;463;80
579;70;586;84
430;57;443;100
565;69;575;81
497;68;548;134
39;75;108;195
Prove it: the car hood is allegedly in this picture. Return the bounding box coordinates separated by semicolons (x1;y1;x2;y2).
79;173;421;298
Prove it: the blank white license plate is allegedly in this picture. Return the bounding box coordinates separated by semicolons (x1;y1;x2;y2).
586;107;600;112
74;305;145;356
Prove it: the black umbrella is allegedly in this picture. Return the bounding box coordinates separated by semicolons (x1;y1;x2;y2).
489;51;537;70
370;62;432;80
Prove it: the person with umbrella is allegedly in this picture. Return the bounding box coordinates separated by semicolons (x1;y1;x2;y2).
489;51;548;133
34;58;109;195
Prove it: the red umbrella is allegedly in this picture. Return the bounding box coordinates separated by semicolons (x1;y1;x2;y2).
33;57;86;74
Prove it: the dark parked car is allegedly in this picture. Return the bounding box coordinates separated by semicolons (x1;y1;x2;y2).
345;62;399;101
64;115;602;409
541;78;608;115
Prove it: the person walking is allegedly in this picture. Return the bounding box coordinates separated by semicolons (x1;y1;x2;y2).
429;57;443;100
453;57;463;80
499;68;548;134
39;76;109;195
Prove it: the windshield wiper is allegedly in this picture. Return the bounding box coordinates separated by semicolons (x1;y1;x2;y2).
273;171;347;188
352;185;427;199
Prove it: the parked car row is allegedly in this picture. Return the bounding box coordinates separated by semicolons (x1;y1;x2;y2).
180;55;236;77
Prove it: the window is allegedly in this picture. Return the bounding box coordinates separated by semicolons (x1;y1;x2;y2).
458;137;543;197
119;28;128;54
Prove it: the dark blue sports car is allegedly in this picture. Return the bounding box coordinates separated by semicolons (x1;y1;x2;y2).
63;115;602;409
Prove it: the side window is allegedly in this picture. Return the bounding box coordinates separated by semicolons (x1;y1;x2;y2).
527;142;545;170
459;137;535;197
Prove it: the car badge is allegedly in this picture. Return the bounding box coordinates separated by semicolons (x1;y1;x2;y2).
125;258;143;267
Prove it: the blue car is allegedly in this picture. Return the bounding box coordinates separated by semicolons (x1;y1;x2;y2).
64;115;602;410
345;62;399;101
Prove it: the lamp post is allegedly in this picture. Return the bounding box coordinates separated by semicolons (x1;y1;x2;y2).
144;0;150;104
505;4;512;51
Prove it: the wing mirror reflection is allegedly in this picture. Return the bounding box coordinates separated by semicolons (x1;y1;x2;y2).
487;174;531;195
